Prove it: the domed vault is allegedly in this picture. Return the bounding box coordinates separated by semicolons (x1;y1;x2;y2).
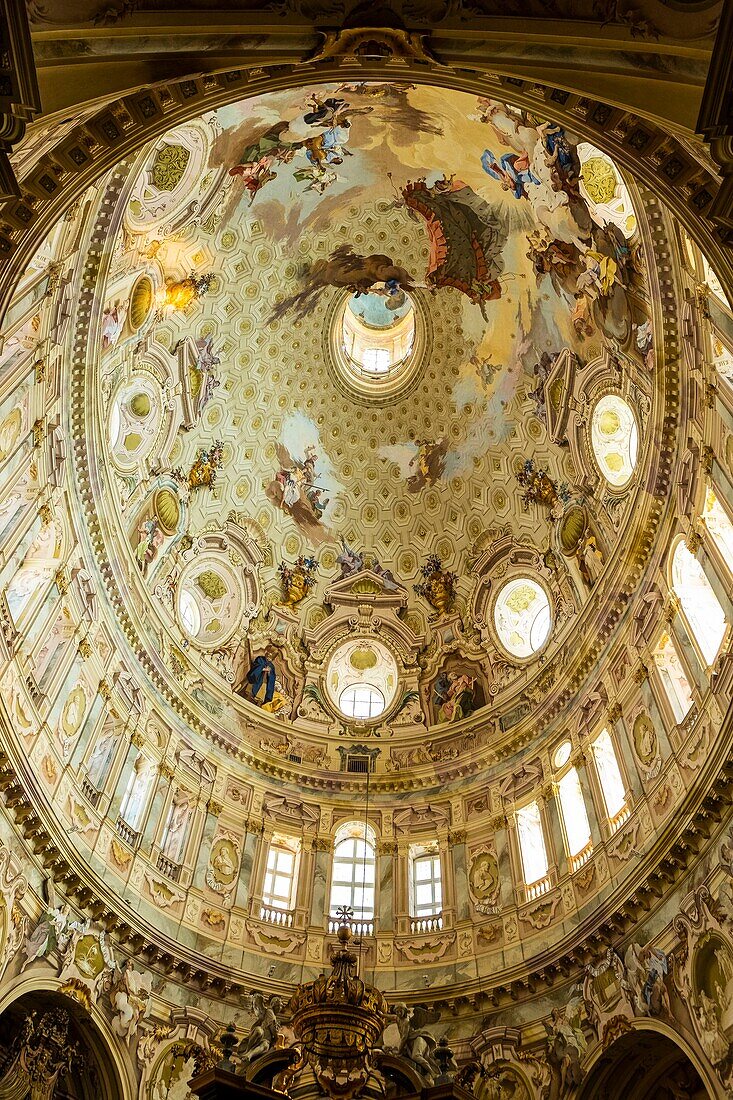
1;53;733;1100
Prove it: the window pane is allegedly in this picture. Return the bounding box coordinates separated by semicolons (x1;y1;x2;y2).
557;767;591;857
592;728;626;820
672;541;727;665
653;632;693;722
330;822;376;918
516;801;548;885
703;488;733;565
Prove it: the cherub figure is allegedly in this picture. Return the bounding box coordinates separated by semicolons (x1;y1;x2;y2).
238;993;282;1064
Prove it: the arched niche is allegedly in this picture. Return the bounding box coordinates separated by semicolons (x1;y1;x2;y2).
575;1021;718;1100
0;982;134;1100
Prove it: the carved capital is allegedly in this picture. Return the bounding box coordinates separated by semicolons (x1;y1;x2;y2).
701;445;715;474
377;840;398;855
632;662;650;685
130;730;145;749
607;701;622;723
32;418;45;449
98;679;112;701
207;799;223;817
159;762;175;781
77;638;92;660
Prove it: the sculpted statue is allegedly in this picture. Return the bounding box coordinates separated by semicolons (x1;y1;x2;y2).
381;1004;441;1083
238;993;282;1064
621;942;670;1017
545;996;587;1094
693;990;730;1066
109;960;153;1042
22;904;71;966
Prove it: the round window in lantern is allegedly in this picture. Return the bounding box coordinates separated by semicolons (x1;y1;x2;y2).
342;289;415;379
591;394;638;487
493;577;552;660
326;639;399;722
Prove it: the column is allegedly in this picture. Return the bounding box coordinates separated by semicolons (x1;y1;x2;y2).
192;798;222;891
309;838;331;928
573;752;601;844
376;840;396;932
68;694;103;770
233;827;260;913
447;831;469;923
492;814;514;908
541;785;566;881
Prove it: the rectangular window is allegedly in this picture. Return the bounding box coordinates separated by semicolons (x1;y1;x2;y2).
330;835;375;919
557;767;592;858
591;728;627;823
653;631;693;723
262;843;298;911
411;852;442;918
516;801;548;887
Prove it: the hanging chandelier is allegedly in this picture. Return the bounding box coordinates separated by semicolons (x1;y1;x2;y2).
288;909;387;1100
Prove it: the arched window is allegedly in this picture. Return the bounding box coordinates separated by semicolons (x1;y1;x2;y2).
516;801;549;896
329;821;376;921
409;844;442;922
591;728;627;830
703;487;733;567
652;631;693;723
671;541;727;666
262;836;300;916
494;577;552;659
554;747;592;864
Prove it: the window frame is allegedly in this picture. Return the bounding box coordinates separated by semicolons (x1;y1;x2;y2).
651;628;695;727
328;821;377;921
261;836;301;913
589;726;629;834
409;845;443;920
670;537;728;669
554;758;593;865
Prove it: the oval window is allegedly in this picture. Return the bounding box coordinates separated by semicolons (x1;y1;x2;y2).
553;740;572;769
591;394;638;487
339;684;386;720
494;577;552;659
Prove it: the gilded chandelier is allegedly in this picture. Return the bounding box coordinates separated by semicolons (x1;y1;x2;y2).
288;911;387;1100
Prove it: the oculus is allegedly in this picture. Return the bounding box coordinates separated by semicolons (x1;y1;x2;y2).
327;639;398;722
493;577;552;660
590;394;638;487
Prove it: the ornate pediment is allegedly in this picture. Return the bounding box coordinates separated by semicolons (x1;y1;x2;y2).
324;568;408;611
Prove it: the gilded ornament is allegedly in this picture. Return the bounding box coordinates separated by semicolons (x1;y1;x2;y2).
278;555;318;611
151;143;191;191
288;919;387;1100
413;554;457;618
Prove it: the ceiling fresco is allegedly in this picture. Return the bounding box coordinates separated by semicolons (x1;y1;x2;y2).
60;81;655;748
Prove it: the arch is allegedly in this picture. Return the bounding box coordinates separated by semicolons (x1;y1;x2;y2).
0;976;135;1100
329;821;377;922
575;1019;720;1100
